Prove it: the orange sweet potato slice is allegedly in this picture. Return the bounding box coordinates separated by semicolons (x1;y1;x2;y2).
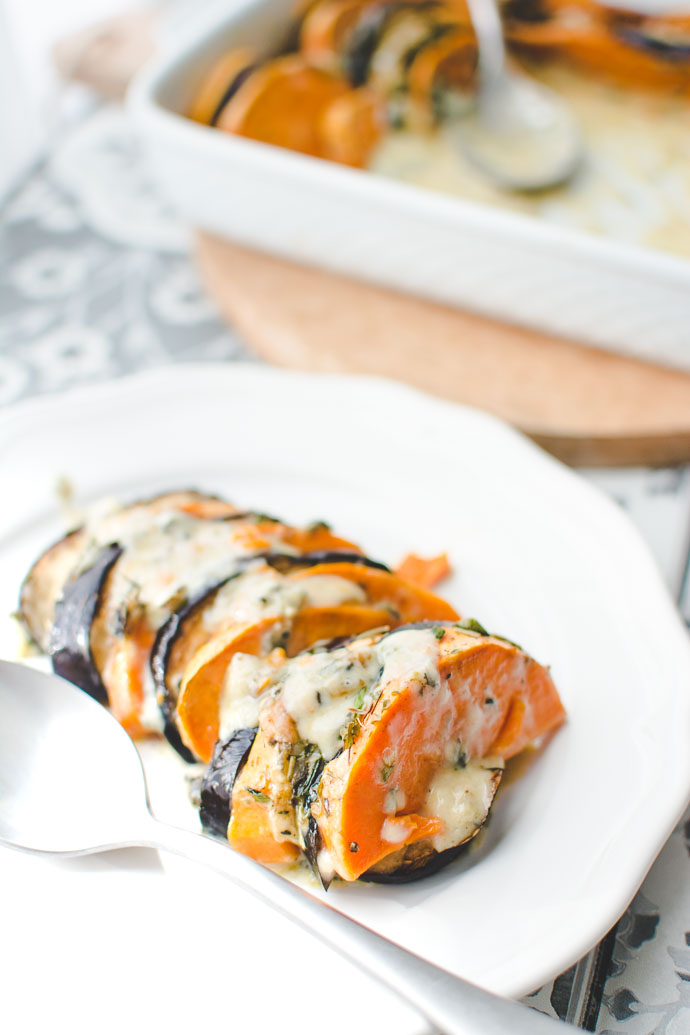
286;603;394;654
276;523;360;553
98;617;157;739
406;26;477;105
319;86;386;167
177;603;395;761
300;0;372;69
394;552;451;589
508;18;690;92
287;562;459;623
177;617;279;762
228;791;301;863
228;721;301;863
176;564;457;761
216;55;350;158
188;47;256;125
314;627;564;880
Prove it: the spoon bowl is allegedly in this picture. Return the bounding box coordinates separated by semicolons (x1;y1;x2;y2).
458;0;581;191
0;659;570;1035
0;661;150;853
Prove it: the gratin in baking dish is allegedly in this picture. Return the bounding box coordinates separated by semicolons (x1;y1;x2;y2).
128;0;690;371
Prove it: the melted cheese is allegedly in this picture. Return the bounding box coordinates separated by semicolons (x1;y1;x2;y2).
277;646;382;759
204;570;367;634
106;515;266;618
277;627;440;760
219;652;280;738
219;626;441;759
370;65;690;258
421;757;503;853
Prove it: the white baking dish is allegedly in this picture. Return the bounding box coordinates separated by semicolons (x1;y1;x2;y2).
129;0;690;371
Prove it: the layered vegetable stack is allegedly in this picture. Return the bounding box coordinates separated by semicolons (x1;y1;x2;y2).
19;489;565;885
188;0;690;169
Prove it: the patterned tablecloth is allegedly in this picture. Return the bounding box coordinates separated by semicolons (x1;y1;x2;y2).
1;106;689;1033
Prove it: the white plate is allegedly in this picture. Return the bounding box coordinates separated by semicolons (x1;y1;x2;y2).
129;0;690;371
1;364;689;1033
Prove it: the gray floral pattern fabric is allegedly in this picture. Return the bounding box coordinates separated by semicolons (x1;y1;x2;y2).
0;109;251;409
1;106;689;1033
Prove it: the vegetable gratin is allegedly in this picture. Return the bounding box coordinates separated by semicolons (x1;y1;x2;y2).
188;0;690;170
18;490;565;885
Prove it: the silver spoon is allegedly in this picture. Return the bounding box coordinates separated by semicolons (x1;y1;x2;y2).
453;0;581;191
0;660;573;1035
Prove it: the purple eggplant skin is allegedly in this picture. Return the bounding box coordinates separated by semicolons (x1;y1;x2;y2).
150;576;243;764
616;25;690;60
49;543;123;704
263;550;390;575
200;728;258;837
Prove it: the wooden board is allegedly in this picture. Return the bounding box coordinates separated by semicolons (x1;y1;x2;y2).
196;233;690;466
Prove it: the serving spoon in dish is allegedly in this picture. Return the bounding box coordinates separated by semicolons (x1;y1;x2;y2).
454;0;582;191
0;660;573;1035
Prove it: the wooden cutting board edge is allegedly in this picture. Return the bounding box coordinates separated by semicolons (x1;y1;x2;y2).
196;233;690;467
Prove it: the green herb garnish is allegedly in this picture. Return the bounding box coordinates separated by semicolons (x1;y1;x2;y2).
246;788;271;804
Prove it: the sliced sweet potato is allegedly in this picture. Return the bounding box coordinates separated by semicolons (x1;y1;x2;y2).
228;722;301;863
508;17;690;91
176;563;456;762
286;603;392;654
287;562;459;622
300;0;372;70
319;86;386;166
216;55;350;158
177;617;280;763
228;790;301;863
394;551;451;589
406;25;476;105
314;625;564;880
176;602;394;761
99;616;157;738
276;522;360;553
188;47;257;125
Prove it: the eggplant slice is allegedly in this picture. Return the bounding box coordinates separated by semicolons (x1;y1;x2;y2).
50;543;123;703
343;1;439;86
20;528;87;652
200;727;258;836
151;574;245;760
18;489;238;652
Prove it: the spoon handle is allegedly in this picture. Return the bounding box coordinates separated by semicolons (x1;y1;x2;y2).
144;817;572;1035
465;0;506;85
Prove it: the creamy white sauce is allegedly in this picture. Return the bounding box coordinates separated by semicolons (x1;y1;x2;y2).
86;510;294;734
370;65;690;258
204;570;367;635
368;11;435;94
278;627;440;760
138;669;165;733
106;515;260;618
421;757;503;853
381;817;412;844
277;646;382;759
215;623;508;861
219;652;278;738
